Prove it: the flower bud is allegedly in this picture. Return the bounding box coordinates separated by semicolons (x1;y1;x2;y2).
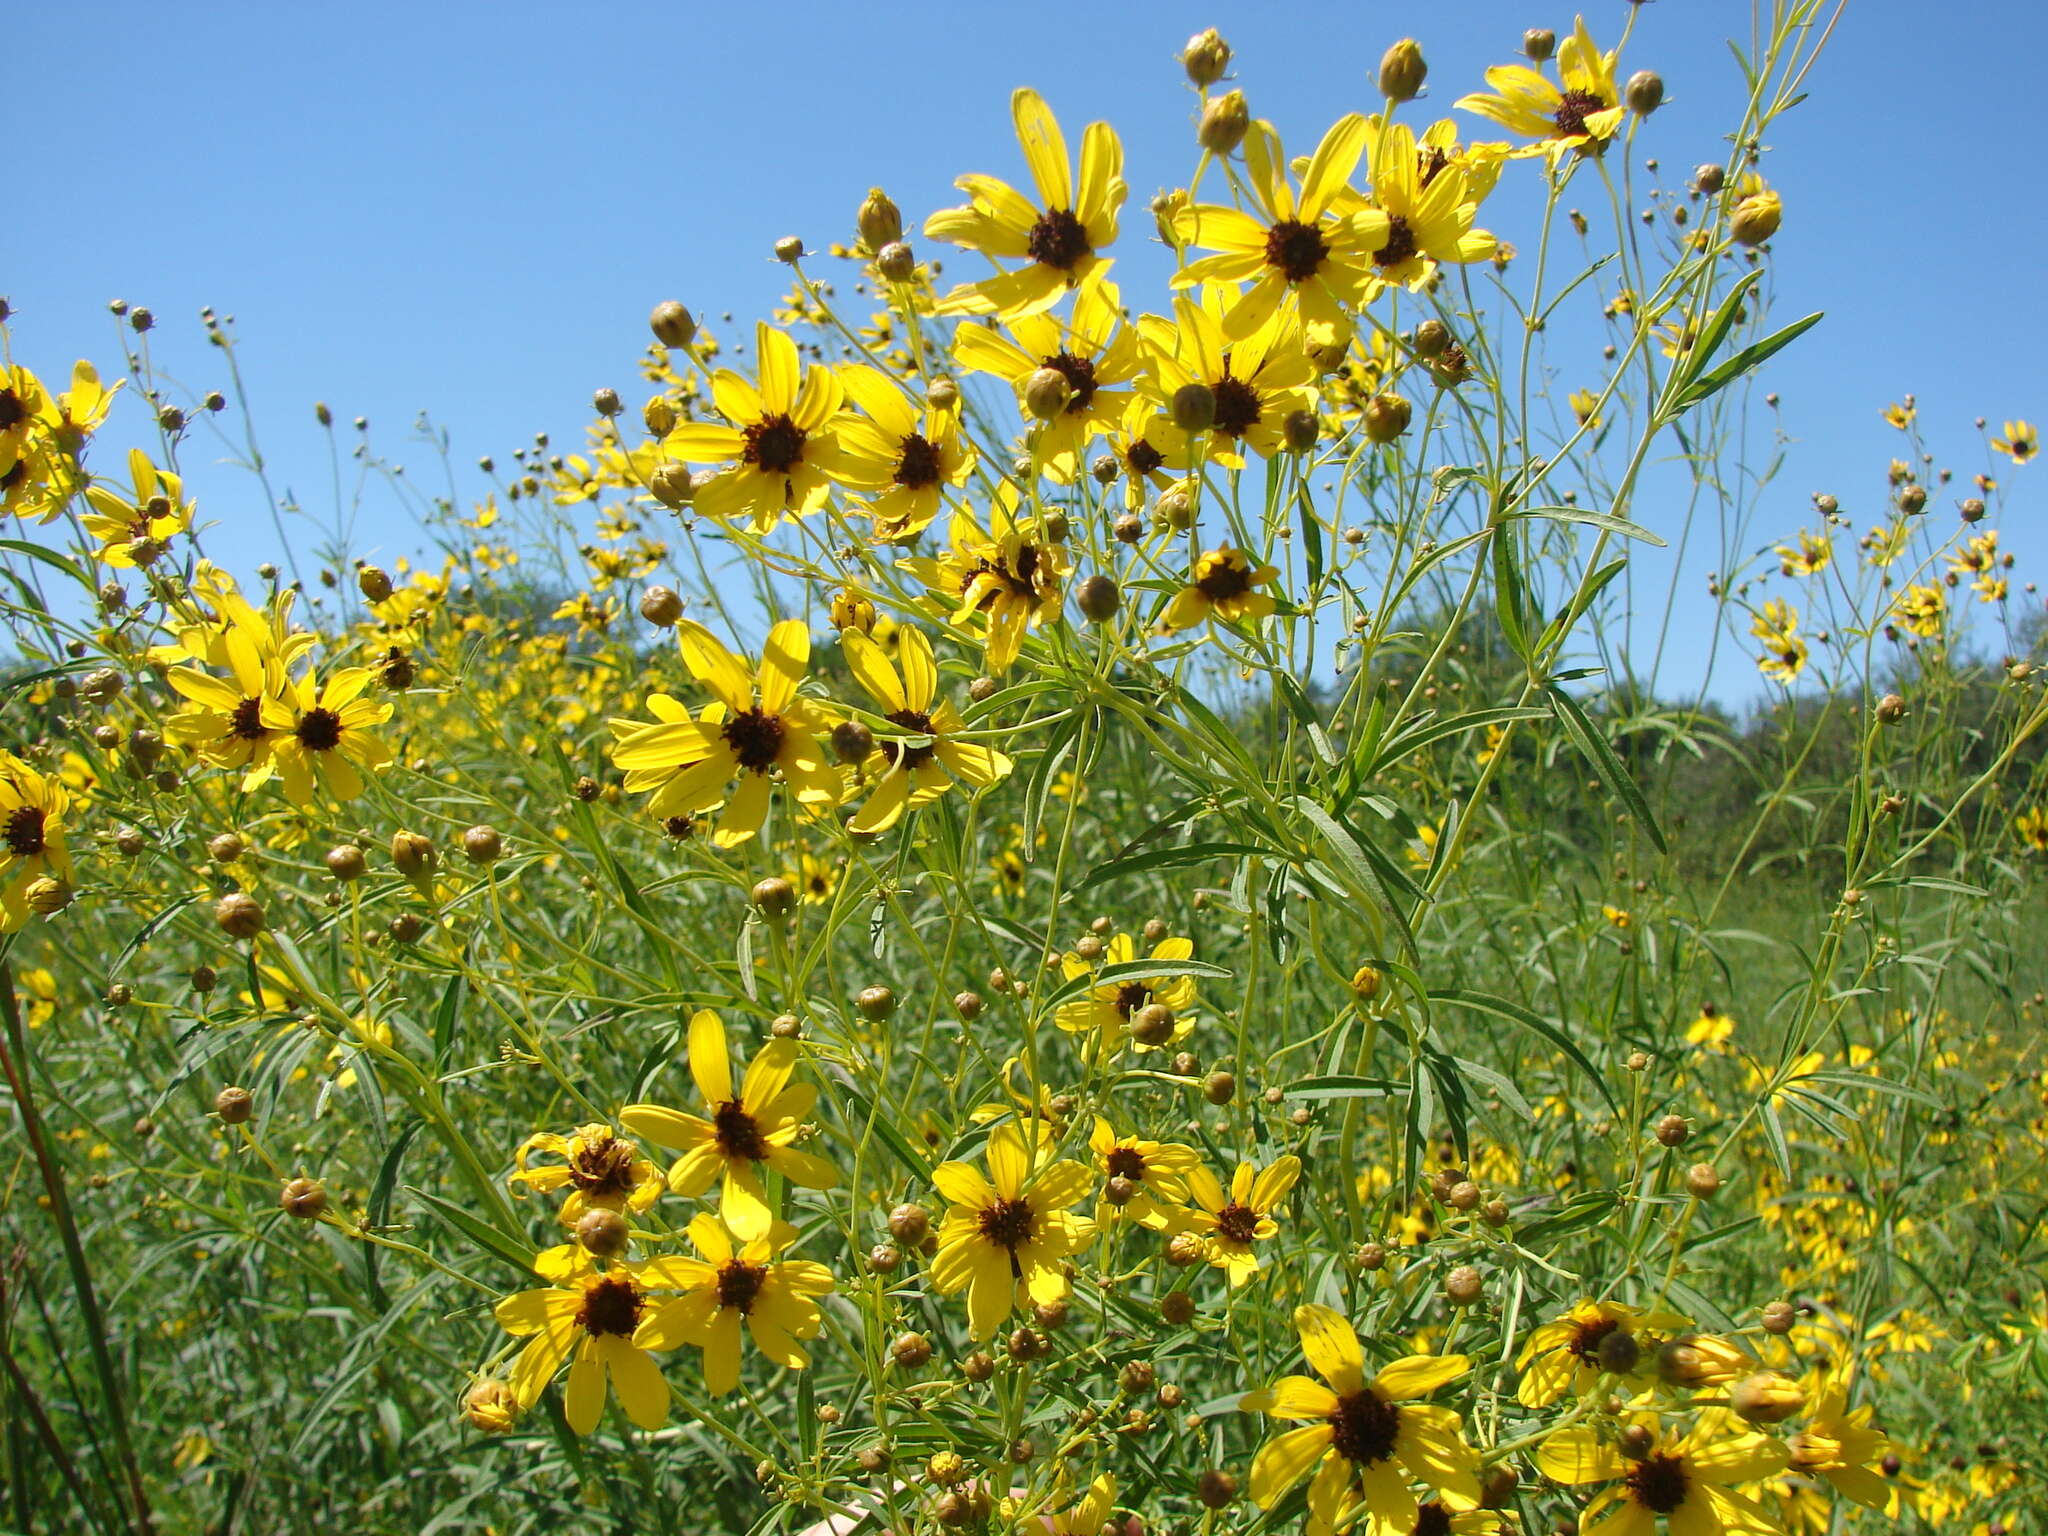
1730;189;1782;247
1199;91;1250;155
1595;1328;1641;1375
280;1177;327;1219
1022;367;1073;421
357;565;394;603
390;830;437;879
1684;1162;1721;1198
1283;409;1319;453
774;235;805;264
926;377;959;412
1625;70;1664;114
1160;1289;1196;1324
1131;1002;1177;1046
1413;319;1451;358
857;985;897;1020
206;832;245;865
576;1207;630;1258
26;877;71;916
1731;1370;1806;1425
1171;381;1217;432
889;1203;931;1244
1875;692;1907;725
1203;1070;1236;1105
1444;1265;1484;1305
1761;1299;1798;1335
1354;1241;1388;1271
1446;1180;1482;1212
960;1349;995;1382
857;188;903;250
1654;1114;1689;1147
1077;574;1121;623
215;1086;254;1124
875;241;916;282
639;585;684;626
1618;1423;1656;1460
890;1331;932;1370
1378;39;1426;103
215;892;265;939
649;462;696;509
644;396;676;436
326;844;367;882
1166;1232;1206;1267
866;1242;901;1274
464;1379;519;1433
649;301;697;349
1524;28;1556;62
462;825;503;864
1197;1470;1238;1509
1182;28;1231;88
752;877;797;918
1364;393;1412;444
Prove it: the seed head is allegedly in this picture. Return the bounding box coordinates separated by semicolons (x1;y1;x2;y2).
1693;163;1726;195
207;833;246;865
866;1242;902;1274
1283;409;1319;452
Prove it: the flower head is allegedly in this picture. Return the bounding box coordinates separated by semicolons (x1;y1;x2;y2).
1162;546;1281;632
1087;1117;1199;1228
632;1214;834;1396
903;486;1070;673
260;667;395;805
1138;292;1317;468
1516;1300;1687;1407
1184;1155;1300;1286
510;1123;665;1226
841;625;1011;833
1456;17;1628;157
930;1121;1096;1338
492;1244;672;1435
0;753;72;933
1056;931;1200;1058
1991;419;2037;464
1537;1416;1788;1534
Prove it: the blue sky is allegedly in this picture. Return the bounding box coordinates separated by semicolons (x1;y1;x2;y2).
7;1;2042;705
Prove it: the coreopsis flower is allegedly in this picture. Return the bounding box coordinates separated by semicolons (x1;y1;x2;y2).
164;636;285;782
1751;598;1807;684
1161;546;1281;632
154;562;316;673
2016;807;2048;854
492;1244;672;1435
620;1008;840;1241
1789;1382;1893;1508
1183;1156;1301;1286
1775;531;1831;577
832;363;975;541
1044;1475;1117;1536
631;1214;834;1396
0;753;73;933
1536;1417;1787;1535
1686;1002;1735;1052
930;1121;1095;1339
925;87;1125;319
840;625;1011;834
795;852;837;905
80;449;190;567
48;360;120;456
1861;523;1908;568
1087;1117;1198;1228
1991;419;2037;464
1342;121;1497;300
1243;1304;1481;1534
1516;1301;1686;1407
607;619;839;847
510;1123;665;1226
902;486;1070;673
1137;293;1317;468
1569;389;1602;429
661;323;852;531
951;281;1145;484
1055;931;1200;1057
1456;17;1628;157
260;668;395;805
1891;583;1945;639
1104;398;1197;508
1171;114;1383;339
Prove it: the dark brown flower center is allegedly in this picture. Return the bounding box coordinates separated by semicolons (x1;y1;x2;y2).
568;1134;638;1197
1417;146;1451;188
713;1099;769;1162
1554;89;1610;140
715;1258;768;1313
1373;216;1419;270
1327;1389;1400;1466
1125;439;1165;477
1113;981;1152;1017
664;814;696;840
881;708;938;773
381;647;415;690
1196;558;1253;603
296;707;343;753
1213;1202;1260;1243
1026;208;1092;272
1104;1147;1148;1182
4;805;47;857
1412;1503;1454;1536
1626;1453;1689;1514
1568;1317;1620;1361
576;1274;645;1337
1264;218;1331;283
1211;375;1263;439
0;389;23;431
742;412;807;475
964;544;1049;607
1037;352;1098;414
721;707;787;772
228;697;268;740
894;433;943;490
978;1195;1036;1251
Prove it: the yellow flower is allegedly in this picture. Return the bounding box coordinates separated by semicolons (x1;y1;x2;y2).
1056;931;1200;1058
1340;121;1498;300
631;1214;834;1397
620;1009;840;1242
1775;531;1831;577
1991;419;2036;464
1044;1475;1117;1536
1137;292;1317;469
1787;1381;1893;1508
831;363;975;540
1172;114;1383;340
1537;1417;1788;1535
259;668;394;806
164;633;285;782
1183;1156;1300;1286
509;1123;665;1226
1686;1003;1735;1052
1891;583;1945;639
78;449;190;567
607;619;839;847
1515;1301;1686;1407
492;1244;672;1435
1569;389;1602;428
951;281;1144;484
1455;18;1628;157
1162;546;1281;633
1881;400;1915;430
1104;397;1198;508
0;752;73;933
902;485;1069;673
1751;598;1807;684
795;852;838;906
661;323;853;532
840;624;1011;833
929;1121;1095;1339
925;88;1125;319
0;365;46;479
1087;1117;1199;1228
2015;807;2048;854
1243;1304;1480;1535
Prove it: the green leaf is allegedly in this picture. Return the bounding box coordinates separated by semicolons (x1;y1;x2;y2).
1546;685;1667;855
1074;841;1266;893
1674;309;1824;410
1283;1075;1401;1101
1428;987;1618;1114
409;1187;536;1275
0;538;93;588
1507;506;1667;546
